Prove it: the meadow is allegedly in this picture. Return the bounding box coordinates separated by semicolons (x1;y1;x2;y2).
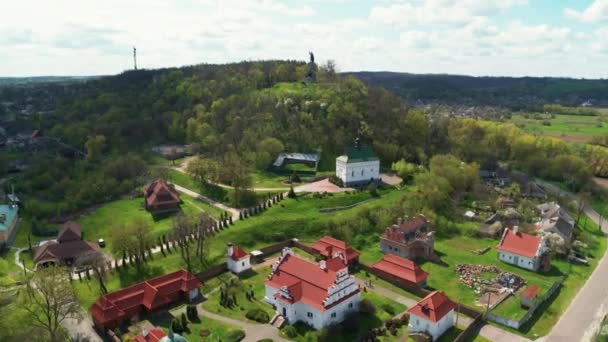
509;113;606;142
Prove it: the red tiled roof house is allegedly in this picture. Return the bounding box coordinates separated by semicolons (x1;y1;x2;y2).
310;236;360;266
143;180;181;215
408;291;457;341
133;328;166;342
264;247;360;330
497;227;550;272
226;243;251;274
34;221;100;267
89;270;201;329
372;254;428;287
380;215;436;261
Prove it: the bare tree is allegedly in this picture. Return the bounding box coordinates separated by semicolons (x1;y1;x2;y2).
23;266;81;342
196;213;214;263
173;213;196;272
77;253;109;295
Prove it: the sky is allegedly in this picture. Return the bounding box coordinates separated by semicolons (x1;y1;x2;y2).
1;0;608;78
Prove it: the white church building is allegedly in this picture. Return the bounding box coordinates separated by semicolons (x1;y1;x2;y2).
226;243;251;274
408;291;457;341
335;136;380;187
264;247;360;329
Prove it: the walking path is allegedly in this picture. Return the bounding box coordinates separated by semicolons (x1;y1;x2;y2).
170;304;290;342
536;180;608;342
172;183;241;220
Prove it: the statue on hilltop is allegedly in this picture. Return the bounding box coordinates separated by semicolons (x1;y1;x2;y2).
305;51;317;83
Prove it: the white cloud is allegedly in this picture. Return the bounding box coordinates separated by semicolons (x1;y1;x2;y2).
564;0;608;23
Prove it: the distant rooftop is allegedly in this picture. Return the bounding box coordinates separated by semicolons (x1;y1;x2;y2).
272;152;320;168
0;204;18;232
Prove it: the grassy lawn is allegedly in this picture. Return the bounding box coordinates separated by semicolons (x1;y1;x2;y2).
201;266;276;323
251;170;290;189
165;316;239;342
283;163;317;173
509;113;606;139
76;197;208;255
282;291;407;342
491;294;527;320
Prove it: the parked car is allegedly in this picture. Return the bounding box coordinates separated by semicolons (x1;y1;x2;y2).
98;239;106;248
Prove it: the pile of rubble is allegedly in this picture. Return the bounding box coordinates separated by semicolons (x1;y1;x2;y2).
456;264;525;292
456;264;500;288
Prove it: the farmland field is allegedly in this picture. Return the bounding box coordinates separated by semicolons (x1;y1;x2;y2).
509;113;606;141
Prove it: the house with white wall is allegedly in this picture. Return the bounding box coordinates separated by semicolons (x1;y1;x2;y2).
264;247;360;329
496;227;550;272
408;291;457;341
335;136;380;187
226;243;251;274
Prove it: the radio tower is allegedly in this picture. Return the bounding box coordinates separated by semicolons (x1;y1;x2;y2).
133;46;138;70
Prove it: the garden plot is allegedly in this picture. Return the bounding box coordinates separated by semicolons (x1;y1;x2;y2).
456;264;525;309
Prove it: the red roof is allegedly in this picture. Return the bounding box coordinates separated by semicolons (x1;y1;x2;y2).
57;221;82;243
497;228;542;258
89;269;201;328
229;246;250;261
310;236;360;263
408;291;457;323
265;253;357;311
383;215;428;243
144;180;180;208
523;285;540;298
133;328;167;342
372;254;428;284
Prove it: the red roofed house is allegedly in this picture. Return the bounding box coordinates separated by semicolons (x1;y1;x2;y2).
521;285;540;308
497;227;550;272
143;180;181;215
380;215;436;261
226;243;251;274
264;247;360;329
34;221;101;267
133;328;166;342
372;254;428;287
408;291;457;341
310;236;360;266
89;269;201;329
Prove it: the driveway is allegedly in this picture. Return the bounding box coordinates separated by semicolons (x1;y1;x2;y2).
294;179;352;193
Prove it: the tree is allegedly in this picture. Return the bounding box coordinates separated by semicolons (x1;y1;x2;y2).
77;253;109;295
110;219;153;270
196;213;214;262
256;137;284;170
575;192;592;228
186;157;220;185
391;159;418;183
173;212;196;272
85;134;106;161
23;266;81;342
221;154;253;206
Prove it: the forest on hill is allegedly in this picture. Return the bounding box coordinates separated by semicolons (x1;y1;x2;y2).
3;60;608;220
347;71;608;110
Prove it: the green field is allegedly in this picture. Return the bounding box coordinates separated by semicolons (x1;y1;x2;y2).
510;113;606;139
251;170;291;189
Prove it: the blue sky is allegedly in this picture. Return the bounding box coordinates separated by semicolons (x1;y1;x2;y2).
1;0;608;78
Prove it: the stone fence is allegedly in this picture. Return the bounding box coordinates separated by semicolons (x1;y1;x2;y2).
486;276;565;329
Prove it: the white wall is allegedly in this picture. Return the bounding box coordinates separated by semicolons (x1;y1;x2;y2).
409;310;455;341
265;284;361;330
498;251;536;271
336;159;380;185
188;288;199;301
227;256;251;274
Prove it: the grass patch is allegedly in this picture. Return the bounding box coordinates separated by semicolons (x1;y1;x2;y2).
509;113;606;138
251;170;290;188
200;266;276;323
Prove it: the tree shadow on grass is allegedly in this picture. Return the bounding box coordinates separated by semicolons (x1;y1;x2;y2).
236;269;259;280
517;284;562;335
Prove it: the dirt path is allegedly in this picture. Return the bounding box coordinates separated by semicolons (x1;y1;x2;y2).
172;183;240;220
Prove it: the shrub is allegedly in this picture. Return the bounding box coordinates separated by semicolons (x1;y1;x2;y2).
382;303;396;315
181;312;189;332
287;185;296;198
186;304;199;321
226;329;246;342
245;308;270;323
257;339;274;342
360;298;376;315
291;172;301;183
328;174;344;187
367;183;379;197
282;325;298;338
171;318;183;334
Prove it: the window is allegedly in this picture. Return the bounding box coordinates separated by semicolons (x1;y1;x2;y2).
331;312;337;318
242;262;245;267
307;312;313;318
351;171;354;177
361;170;364;176
348;303;353;308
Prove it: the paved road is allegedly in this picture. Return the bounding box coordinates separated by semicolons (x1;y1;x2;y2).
536;180;608;342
